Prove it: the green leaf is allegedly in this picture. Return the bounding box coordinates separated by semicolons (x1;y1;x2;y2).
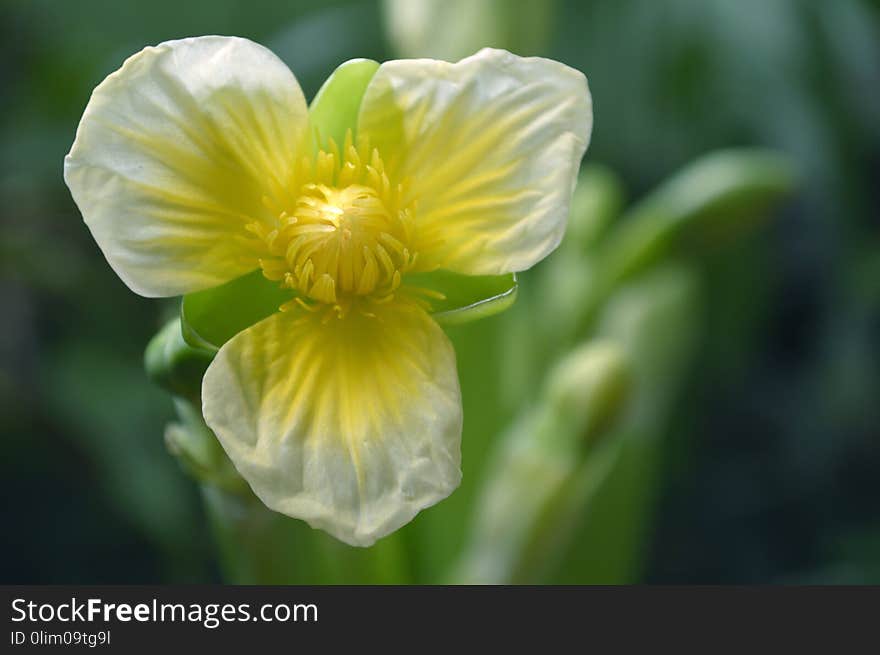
451;341;632;583
566;164;625;253
181;270;294;351
598;148;796;287
309;58;380;152
405;270;518;326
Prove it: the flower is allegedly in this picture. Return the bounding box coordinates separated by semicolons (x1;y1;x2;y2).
64;36;592;546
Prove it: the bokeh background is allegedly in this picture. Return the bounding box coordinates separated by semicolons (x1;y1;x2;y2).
1;0;878;584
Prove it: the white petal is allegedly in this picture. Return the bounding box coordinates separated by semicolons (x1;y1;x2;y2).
201;300;462;546
358;47;592;275
64;36;309;297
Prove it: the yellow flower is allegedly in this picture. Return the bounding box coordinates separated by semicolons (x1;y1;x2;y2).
64;36;592;546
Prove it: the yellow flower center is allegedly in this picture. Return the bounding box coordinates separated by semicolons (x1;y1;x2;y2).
246;131;418;316
285;183;413;303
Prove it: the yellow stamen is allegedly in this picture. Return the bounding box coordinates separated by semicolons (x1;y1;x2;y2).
248;130;420;312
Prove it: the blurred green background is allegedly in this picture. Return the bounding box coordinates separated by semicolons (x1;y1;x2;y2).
1;0;878;584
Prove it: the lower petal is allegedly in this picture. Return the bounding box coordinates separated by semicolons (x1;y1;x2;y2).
201;300;462;546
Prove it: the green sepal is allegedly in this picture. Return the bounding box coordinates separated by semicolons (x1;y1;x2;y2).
182;267;518;351
181;270;294;351
144;318;215;402
406;270;518;326
309;58;380;152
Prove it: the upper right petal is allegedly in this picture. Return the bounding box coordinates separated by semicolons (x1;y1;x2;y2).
64;36;309;297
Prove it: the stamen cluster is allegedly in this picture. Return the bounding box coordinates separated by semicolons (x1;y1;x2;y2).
246;131;417;317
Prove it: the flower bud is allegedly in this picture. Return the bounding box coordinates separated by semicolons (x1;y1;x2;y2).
383;0;557;60
545;341;630;445
144;319;214;403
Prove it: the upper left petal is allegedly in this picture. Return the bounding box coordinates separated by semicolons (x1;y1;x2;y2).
64;36;309;297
